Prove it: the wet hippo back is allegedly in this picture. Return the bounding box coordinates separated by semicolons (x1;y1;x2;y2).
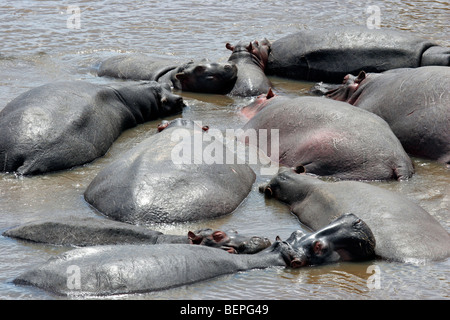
266;27;441;82
345;67;450;164
84;122;256;224
0;81;184;175
241;95;414;181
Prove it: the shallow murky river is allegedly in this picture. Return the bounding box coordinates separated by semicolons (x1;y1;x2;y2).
0;0;449;300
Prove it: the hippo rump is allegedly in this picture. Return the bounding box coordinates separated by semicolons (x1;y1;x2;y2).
260;167;450;263
13;214;375;296
320;66;450;164
97;54;238;94
266;27;450;83
226;39;272;96
0;81;184;175
84;119;256;224
240;94;414;181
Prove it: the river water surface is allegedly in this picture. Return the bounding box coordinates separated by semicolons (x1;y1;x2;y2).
0;0;449;300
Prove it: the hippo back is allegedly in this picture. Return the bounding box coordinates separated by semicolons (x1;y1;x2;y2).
267;27;437;82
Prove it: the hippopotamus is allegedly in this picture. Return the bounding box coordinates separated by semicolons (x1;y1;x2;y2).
0;81;184;175
240;94;414;181
12;239;300;296
3;217;270;254
266;27;450;83
2;217;188;247
188;228;271;254
260;167;450;263
316;66;450;164
226;39;272;96
97;54;238;94
13;214;375;296
84;119;256;224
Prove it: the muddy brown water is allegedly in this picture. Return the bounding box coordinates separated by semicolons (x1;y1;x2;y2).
0;0;448;300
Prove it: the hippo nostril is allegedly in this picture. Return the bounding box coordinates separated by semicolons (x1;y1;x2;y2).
290;258;307;268
294;165;306;174
264;186;273;198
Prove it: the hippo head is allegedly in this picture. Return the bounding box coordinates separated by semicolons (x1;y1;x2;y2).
226;39;271;70
188;228;271;254
312;71;367;104
285;214;376;267
158;84;186;117
240;88;276;119
259;165;310;204
174;61;238;94
157;118;209;132
250;38;271;70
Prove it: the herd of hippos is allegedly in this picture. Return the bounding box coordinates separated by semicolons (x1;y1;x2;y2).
1;26;450;296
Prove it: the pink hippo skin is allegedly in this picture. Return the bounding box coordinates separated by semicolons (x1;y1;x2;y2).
240;93;414;181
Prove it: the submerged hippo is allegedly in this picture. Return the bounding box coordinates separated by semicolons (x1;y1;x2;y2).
0;81;184;175
2;217;188;247
240;94;414;181
260;167;450;263
12;239;300;296
266;27;450;83
3;217;270;254
226;39;272;96
13;214;375;296
97;54;238;94
188;228;271;254
318;66;450;164
84;119;256;224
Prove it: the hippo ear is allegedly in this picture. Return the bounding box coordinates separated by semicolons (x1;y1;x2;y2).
356;71;366;83
226;43;234;51
266;88;275;99
175;72;187;81
246;42;253;52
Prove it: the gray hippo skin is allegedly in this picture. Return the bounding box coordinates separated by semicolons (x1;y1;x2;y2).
2;217;188;247
0;81;184;175
322;67;450;164
97;54;238;94
13;238;303;296
226;39;272;96
13;214;376;296
266;27;450;83
84;119;256;224
285;213;376;267
240;94;414;180
260;167;450;263
3;217;270;254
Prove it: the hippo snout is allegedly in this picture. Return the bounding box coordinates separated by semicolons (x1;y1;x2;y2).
258;183;273;198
